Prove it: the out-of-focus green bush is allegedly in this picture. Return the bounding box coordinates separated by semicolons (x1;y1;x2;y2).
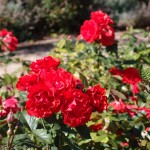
0;0;91;41
0;0;149;41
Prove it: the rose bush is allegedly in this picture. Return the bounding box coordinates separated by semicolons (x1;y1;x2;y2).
0;10;150;150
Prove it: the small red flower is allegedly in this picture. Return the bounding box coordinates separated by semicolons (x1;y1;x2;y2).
145;127;150;131
86;84;108;113
109;67;123;76
120;142;129;147
122;68;142;94
109;99;137;116
89;123;103;132
109;67;142;94
0;29;18;51
109;99;127;113
0;97;20;117
99;25;115;46
61;89;92;127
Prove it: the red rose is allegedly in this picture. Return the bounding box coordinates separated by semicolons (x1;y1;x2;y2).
110;67;142;94
89;123;103;132
1;97;20;117
16;73;38;91
100;26;115;46
26;82;60;118
80;19;99;43
122;68;142;94
0;29;9;37
146;127;150;131
120;142;129;147
44;68;77;97
0;29;18;51
109;67;123;76
91;10;114;26
61;89;92;127
30;56;60;75
86;84;107;113
109;99;127;113
109;99;137;116
80;10;115;45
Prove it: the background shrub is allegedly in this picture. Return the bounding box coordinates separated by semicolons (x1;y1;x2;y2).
0;0;149;41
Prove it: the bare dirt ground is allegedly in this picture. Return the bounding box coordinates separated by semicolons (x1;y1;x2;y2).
0;31;149;76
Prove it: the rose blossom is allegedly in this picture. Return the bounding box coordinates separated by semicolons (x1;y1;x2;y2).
80;19;99;43
109;67;142;94
0;29;18;51
16;73;38;91
89;123;103;132
109;99;137;116
86;84;107;113
109;99;127;113
99;25;115;46
91;10;114;26
61;89;92;127
122;68;142;94
80;10;115;46
43;68;78;98
120;142;129;147
109;67;123;76
0;97;20;117
16;56;84;118
26;82;60;118
30;56;60;75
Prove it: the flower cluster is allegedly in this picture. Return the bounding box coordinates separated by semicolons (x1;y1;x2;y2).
0;29;18;51
109;67;150;119
110;67;142;95
17;56;108;127
0;97;20;118
80;10;115;46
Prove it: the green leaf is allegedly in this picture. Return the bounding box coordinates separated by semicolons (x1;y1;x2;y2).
110;89;126;100
139;48;150;56
57;39;66;48
91;133;108;143
79;72;88;87
75;43;85;52
13;134;40;148
19;111;39;131
32;129;52;144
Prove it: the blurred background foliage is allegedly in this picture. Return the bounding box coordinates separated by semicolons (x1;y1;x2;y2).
0;0;150;41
